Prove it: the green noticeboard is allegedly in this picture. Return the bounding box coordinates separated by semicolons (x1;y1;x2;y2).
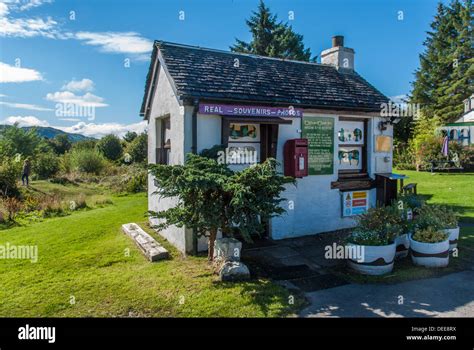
302;116;335;175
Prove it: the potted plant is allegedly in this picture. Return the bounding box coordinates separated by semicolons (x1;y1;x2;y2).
431;205;460;252
409;227;449;268
395;218;415;260
346;206;400;275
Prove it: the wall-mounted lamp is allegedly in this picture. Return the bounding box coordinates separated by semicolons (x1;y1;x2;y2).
378;116;402;131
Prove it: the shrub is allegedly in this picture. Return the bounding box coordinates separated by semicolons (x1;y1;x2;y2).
114;165;147;193
354;205;403;243
412;227;448;243
0;157;21;198
73;139;97;151
32;152;60;179
427;205;459;229
414;205;444;231
48;134;72;155
2;197;23;221
97;134;123;161
126;133;147;163
40;195;66;217
347;227;393;246
69;193;87;210
70;148;105;174
123;131;138;143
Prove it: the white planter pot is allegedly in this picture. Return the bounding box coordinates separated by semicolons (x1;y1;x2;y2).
347;242;396;275
395;233;410;259
444;227;460;252
409;234;449;268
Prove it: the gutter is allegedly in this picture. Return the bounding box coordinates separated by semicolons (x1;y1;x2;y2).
191;99;199;154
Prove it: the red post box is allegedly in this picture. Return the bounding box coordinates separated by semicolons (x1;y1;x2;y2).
284;138;308;178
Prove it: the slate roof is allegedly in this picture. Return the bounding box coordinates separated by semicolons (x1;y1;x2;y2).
140;41;389;117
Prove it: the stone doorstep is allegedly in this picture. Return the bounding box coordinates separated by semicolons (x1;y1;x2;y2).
122;223;169;262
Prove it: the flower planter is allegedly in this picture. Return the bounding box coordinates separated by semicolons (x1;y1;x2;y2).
395;233;410;259
443;226;460;252
347;242;396;275
409;234;449;268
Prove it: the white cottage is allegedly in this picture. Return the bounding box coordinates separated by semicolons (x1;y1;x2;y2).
439;94;474;146
140;36;397;254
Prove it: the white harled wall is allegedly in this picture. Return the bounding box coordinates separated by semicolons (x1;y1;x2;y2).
147;68;393;251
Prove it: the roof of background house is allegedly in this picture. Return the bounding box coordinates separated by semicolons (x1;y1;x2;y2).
140;41;389;117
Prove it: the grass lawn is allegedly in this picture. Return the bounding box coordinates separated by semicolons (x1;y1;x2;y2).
0;183;303;317
334;170;474;284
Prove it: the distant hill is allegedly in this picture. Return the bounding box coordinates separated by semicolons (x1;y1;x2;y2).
0;125;94;142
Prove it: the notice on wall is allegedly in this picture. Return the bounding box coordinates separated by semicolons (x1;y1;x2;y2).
375;135;392;153
302;116;335;175
342;190;369;217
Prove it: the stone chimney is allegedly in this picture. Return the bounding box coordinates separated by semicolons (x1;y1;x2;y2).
321;35;355;71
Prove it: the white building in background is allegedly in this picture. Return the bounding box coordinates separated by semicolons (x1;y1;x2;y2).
140;36;398;254
439;94;474;146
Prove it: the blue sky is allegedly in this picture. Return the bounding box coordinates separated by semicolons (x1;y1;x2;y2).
0;0;443;137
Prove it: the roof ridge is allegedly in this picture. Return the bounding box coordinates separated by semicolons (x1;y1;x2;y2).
154;40;334;69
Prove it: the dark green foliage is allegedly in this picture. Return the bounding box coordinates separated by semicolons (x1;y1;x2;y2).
127;133;147;163
230;0;314;62
148;153;294;259
48;134;72;155
410;0;473;123
70;148;105;174
73;139;97;151
32;152;60;179
0;124;49;159
199;144;226;160
0;157;21;198
123;131;138;143
96;134;123;161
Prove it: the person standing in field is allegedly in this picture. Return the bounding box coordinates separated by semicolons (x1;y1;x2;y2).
22;158;31;186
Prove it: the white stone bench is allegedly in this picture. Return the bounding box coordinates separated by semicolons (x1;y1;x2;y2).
122;223;169;262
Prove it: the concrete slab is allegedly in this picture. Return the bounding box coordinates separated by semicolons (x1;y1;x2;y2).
122;223;169;262
300;271;474;317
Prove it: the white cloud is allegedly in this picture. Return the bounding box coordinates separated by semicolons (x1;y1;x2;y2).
58;121;147;138
1;115;147;139
0;2;9;17
0;61;43;83
18;0;53;11
0;100;53;111
390;95;409;104
73;31;153;55
62;78;94;92
0;0;58;39
1;115;50;127
45;91;108;108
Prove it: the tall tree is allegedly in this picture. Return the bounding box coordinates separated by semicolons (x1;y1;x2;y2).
411;0;473;123
230;0;314;61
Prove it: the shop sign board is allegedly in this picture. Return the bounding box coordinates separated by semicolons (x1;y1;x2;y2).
342;190;369;217
199;103;303;117
302;116;335;175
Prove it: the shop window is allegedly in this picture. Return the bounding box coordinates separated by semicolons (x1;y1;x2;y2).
156;116;171;164
226;123;260;165
337;118;368;177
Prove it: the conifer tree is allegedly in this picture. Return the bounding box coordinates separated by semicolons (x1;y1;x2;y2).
231;0;314;61
411;0;473;123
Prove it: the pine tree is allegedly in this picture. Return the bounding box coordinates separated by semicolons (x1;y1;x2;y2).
411;0;473;123
230;0;313;61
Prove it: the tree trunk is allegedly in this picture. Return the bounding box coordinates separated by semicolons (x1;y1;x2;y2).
208;228;218;261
